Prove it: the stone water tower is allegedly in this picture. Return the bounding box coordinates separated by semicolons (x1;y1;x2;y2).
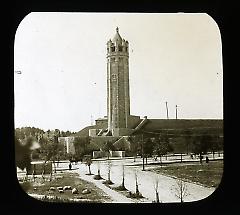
106;27;131;136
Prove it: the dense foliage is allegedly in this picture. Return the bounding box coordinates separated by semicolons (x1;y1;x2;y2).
15;126;223;165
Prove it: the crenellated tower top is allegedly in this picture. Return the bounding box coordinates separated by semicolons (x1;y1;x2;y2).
107;27;129;55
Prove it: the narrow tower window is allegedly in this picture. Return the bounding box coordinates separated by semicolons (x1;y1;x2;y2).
111;46;115;52
111;57;115;62
118;45;123;52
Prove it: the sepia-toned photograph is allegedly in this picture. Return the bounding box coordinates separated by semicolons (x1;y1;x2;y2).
14;12;223;203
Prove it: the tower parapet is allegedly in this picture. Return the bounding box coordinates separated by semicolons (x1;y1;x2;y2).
107;28;129;56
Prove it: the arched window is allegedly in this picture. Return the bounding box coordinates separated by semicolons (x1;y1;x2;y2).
111;46;115;52
112;74;117;81
118;45;123;52
111;57;115;62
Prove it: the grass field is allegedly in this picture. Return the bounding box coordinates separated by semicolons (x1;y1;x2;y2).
149;160;223;188
19;172;111;203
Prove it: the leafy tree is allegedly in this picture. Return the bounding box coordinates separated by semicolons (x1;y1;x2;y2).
128;135;141;161
103;141;115;159
143;138;155;164
209;135;223;158
61;131;66;137
191;134;211;157
73;137;90;160
15;128;25;140
84;155;92;175
38;136;61;173
153;135;173;164
183;129;193;154
15;127;44;141
216;135;223;156
65;130;72;136
15;137;32;173
31;149;40;160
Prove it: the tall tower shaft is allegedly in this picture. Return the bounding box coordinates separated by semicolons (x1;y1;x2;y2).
107;27;130;136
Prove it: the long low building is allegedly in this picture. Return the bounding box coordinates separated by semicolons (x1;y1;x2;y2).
135;118;223;135
76;118;223;137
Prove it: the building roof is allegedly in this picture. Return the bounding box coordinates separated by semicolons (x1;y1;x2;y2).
96;117;108;121
73;125;97;137
112;27;122;44
141;119;223;131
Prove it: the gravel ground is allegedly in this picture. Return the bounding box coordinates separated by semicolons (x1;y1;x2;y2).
62;158;217;203
17;154;222;203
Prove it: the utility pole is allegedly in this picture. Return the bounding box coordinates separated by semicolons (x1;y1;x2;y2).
176;105;178;120
165;102;169;119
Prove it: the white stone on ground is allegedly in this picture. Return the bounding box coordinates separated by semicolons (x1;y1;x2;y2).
72;188;78;194
82;188;91;194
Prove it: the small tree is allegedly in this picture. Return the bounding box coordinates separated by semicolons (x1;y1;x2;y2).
184;129;193;155
153;136;173;165
97;161;101;177
191;134;211;161
140;134;146;171
143;138;155;164
84;155;92;175
128;136;141;162
39;136;59;173
174;177;189;203
209;135;223;159
107;159;112;182
115;163;127;190
121;164;126;189
135;172;140;195
132;171;143;198
103;159;114;185
73;136;90;160
103;141;115;159
94;161;103;180
153;176;160;203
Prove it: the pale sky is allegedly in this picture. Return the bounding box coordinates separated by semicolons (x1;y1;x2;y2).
14;13;223;132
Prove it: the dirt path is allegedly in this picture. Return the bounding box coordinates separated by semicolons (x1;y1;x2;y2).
72;169;135;203
57;159;217;203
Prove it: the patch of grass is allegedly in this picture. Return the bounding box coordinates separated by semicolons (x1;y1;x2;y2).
40;195;78;203
19;172;111;203
113;185;127;191
149;160;223;188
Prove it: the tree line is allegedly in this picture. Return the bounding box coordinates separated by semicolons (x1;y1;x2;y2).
15;127;223;172
15;127;76;172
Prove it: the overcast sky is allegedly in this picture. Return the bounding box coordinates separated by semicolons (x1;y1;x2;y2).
14;13;223;132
